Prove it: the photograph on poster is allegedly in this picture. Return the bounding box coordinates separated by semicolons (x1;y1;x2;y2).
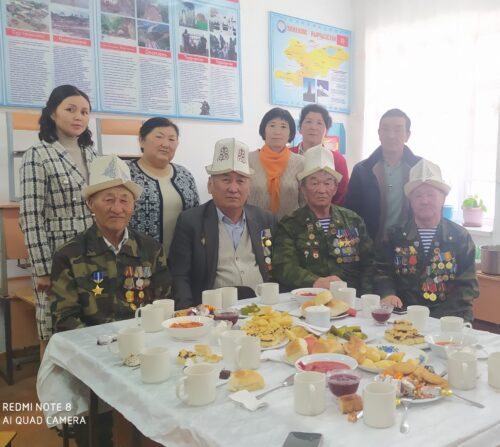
52;0;89;8
101;13;136;45
303;77;316;103
137;0;169;24
317;79;329;97
209;7;236;60
6;0;50;33
209;6;236;34
138;20;170;50
180;28;208;56
100;0;134;18
51;4;90;39
178;1;208;31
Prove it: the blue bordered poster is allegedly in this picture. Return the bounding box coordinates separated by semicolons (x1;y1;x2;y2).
269;12;351;114
0;0;242;121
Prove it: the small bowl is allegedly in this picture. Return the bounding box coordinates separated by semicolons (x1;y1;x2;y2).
295;353;358;374
327;368;361;397
371;304;393;325
291;288;328;305
213;308;239;326
425;332;477;359
162;316;213;340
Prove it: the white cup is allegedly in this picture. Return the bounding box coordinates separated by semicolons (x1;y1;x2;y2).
176;363;217;406
140;346;170;383
361;294;380;318
202;289;223;309
152;299;175;320
448;350;477;390
134;304;164;333
329;280;347;298
235;335;261;369
363;382;396;428
255;282;279;305
440;316;472;333
294;371;326;416
108;326;145;360
220;287;238;308
488;352;500;389
407;305;430;332
304;305;330;327
220;330;246;370
336;287;356;309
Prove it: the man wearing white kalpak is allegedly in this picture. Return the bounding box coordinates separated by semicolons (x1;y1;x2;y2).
169;138;277;308
374;159;479;320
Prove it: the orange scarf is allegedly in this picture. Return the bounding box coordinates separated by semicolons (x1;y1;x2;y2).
259;144;290;213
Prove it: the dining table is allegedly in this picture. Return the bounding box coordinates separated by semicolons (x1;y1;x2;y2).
37;293;500;447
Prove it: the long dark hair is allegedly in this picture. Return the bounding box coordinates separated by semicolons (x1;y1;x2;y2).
38;84;93;147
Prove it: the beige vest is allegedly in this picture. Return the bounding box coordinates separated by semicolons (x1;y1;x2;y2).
213;222;263;291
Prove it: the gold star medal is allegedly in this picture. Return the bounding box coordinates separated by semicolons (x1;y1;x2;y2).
92;284;104;296
91;271;104;296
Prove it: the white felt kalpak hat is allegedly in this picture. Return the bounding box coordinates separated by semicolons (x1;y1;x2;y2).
82;155;143;200
404;158;451;197
297;144;343;182
205;138;254;177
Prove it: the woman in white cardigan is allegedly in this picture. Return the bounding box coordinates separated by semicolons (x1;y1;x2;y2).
19;85;97;343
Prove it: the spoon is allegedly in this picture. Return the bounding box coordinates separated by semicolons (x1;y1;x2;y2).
256;374;295;399
400;399;412;434
441;389;485;408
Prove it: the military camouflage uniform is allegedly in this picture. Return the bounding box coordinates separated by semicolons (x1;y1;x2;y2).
374;218;479;321
272;206;374;294
49;224;171;333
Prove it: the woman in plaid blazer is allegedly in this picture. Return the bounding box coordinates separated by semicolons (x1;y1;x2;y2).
19;85;97;341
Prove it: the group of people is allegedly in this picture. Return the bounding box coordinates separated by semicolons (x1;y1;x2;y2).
20;85;479;349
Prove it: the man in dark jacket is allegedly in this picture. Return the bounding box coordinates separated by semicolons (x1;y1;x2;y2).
344;109;421;245
169;138;277;308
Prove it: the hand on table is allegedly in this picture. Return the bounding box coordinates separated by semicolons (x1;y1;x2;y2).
313;275;342;290
381;295;403;308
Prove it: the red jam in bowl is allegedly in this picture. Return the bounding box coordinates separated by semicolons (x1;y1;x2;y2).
213;310;239;325
327;371;361;397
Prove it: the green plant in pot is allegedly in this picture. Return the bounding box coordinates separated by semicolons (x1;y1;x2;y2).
462;195;487;227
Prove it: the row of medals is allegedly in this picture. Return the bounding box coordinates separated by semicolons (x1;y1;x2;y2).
394;245;456;302
124;266;152;310
305;221;360;263
261;229;272;272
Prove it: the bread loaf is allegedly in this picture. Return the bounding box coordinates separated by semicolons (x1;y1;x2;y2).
338;394;363;414
228;369;265;392
285;338;308;363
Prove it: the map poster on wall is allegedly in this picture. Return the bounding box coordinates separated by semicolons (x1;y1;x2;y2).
0;0;98;107
269;12;351;114
174;0;241;120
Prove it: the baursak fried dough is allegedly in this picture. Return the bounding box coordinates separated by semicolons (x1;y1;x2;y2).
344;335;367;364
392;361;418;375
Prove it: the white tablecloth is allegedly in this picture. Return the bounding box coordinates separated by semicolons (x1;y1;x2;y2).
37;295;500;447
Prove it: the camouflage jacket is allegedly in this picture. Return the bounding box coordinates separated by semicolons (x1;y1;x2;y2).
374;218;479;321
49;224;171;332
272;205;374;294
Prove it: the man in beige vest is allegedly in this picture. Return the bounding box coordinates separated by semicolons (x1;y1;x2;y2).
169;138;277;308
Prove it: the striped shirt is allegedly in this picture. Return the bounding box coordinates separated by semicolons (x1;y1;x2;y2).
318;218;331;233
417;228;437;254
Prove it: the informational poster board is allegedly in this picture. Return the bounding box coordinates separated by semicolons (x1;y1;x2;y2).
269;12;351;114
0;0;242;121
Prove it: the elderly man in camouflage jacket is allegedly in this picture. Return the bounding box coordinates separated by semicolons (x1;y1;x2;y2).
273;145;374;294
374;159;479;320
49;155;171;333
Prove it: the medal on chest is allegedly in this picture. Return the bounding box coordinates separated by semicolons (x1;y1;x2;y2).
91;271;104;296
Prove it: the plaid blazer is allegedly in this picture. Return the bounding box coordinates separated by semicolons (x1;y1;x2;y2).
19;140;97;277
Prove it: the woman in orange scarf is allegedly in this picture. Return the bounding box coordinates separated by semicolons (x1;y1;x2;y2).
248;108;304;219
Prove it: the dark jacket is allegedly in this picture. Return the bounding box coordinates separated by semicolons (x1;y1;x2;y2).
374;218;479;321
168;200;277;308
344;146;421;244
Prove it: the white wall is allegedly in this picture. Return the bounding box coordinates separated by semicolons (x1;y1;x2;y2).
0;0;353;204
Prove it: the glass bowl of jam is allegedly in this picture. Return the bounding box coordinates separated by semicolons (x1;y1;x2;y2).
371;304;394;325
213;308;240;326
327;369;361;397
